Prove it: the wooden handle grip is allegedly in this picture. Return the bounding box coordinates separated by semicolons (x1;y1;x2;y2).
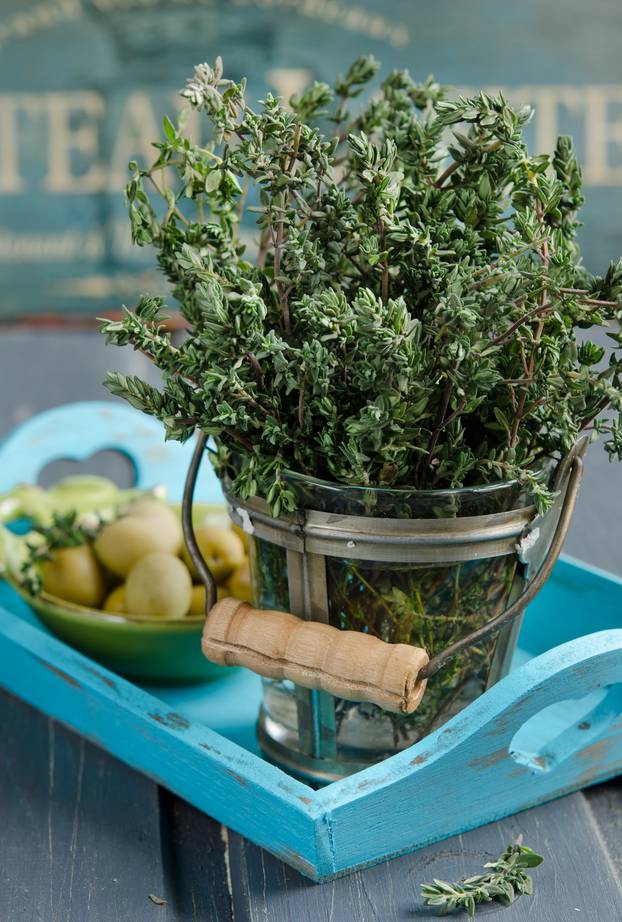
202;598;429;715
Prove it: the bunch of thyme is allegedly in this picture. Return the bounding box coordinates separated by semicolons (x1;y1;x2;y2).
102;56;622;515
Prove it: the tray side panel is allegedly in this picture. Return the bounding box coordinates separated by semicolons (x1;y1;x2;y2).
0;605;330;880
318;630;622;878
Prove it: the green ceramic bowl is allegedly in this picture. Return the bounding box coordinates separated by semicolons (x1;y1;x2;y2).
17;585;225;685
4;501;237;685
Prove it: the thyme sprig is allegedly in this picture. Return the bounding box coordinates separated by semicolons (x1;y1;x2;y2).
20;511;100;596
102;56;622;515
421;838;544;917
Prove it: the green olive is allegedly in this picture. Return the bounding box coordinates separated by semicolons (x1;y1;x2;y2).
125;552;192;618
182;524;245;583
188;584;206;617
123;498;183;549
103;585;126;614
188;582;230;616
94;515;182;578
231;523;251;553
47;475;119;512
226;562;253;603
42;544;106;609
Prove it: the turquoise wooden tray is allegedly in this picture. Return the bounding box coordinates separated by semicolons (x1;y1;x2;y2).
0;402;621;882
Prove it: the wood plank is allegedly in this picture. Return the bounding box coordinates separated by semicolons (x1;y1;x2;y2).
157;790;233;921
227;793;622;921
0;688;234;922
0;690;173;922
584;779;622;878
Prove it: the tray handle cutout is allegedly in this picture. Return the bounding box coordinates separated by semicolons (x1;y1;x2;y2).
37;449;137;490
0;401;219;502
510;682;622;773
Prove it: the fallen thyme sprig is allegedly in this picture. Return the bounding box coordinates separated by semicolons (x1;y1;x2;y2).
420;838;543;917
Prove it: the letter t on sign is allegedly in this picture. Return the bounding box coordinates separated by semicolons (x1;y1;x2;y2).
44;91;105;194
0;95;35;193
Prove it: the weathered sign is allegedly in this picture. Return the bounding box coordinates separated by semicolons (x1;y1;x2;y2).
1;0;621;317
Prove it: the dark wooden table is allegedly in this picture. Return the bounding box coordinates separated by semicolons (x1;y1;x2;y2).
1;331;621;921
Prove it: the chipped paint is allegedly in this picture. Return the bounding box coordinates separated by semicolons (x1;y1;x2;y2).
440;724;460;737
199;741;223;756
277;780;301;797
574;760;621;790
275;847;318;879
149;711;190;730
572;662;595;677
83;666;116;689
225;768;248;787
578;737;615;763
508;764;530;777
220;825;234;903
483;699;531;737
355;778;376;792
468;747;507;770
39;661;81;689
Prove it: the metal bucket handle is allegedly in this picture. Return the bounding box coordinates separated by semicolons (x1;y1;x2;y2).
420;439;585;678
182;431;218;612
182;434;585;699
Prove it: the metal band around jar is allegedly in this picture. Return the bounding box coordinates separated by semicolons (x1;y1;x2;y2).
223;490;539;564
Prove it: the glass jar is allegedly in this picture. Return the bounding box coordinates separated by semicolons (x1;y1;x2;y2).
244;472;551;784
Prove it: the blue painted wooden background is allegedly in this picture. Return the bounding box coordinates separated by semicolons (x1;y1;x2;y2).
1;0;622;318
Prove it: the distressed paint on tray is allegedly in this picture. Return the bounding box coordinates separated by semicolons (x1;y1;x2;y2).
0;402;621;881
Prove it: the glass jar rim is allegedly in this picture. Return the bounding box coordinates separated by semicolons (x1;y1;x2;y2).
282;460;554;499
